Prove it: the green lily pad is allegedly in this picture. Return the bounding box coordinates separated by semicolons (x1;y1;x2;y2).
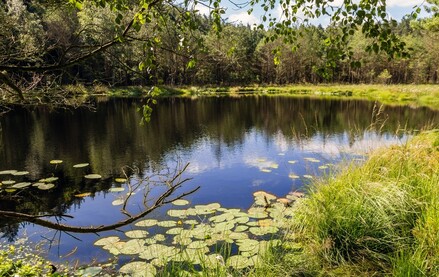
139;244;179;260
12;171;29;176
37;183;55;190
135;219;158;227
119;262;156;277
84;174;102;180
75;266;101;276
227;255;251;269
50;160;63;164
249;226;279;236
109;187;125;192
157;220;177;227
5;189;16;193
210;213;234;223
166;227;183;235
167;209;187;218
187;240;207;249
115;178;127;183
112;199;125;206
172;199;189;206
94;236;120;246
153;234;166;241
214;221;235;231
2;180;16;185
125;230;149;239
40;177;59;183
11;182;31;189
288;173;300;179
235;225;249;232
184;219;198;225
32;182;44;187
120;239;146;255
0;170;17;175
73;163;90;168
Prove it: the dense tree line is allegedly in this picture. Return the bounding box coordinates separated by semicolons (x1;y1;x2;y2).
0;0;438;98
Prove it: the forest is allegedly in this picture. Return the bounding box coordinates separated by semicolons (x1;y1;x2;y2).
0;0;438;102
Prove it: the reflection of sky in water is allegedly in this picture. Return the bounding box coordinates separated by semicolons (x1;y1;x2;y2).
10;129;407;264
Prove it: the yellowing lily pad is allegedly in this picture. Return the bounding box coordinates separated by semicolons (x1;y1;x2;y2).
172;199;189;206
75;192;92;198
2;180;16;185
38;183;55;190
12;171;29;176
115;178;127;183
73;163;89;168
109;187;125;192
85;174;102;179
11;182;31;189
135;219;158;227
50;160;63;164
119;261;156;277
112;199;125;206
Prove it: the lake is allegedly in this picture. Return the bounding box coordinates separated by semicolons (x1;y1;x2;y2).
1;96;438;266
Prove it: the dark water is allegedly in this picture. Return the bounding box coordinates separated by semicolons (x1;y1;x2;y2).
0;96;438;263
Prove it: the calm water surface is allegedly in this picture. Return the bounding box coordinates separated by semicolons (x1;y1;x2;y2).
0;96;438;264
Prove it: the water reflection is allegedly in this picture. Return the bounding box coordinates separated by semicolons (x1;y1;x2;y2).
0;96;438;262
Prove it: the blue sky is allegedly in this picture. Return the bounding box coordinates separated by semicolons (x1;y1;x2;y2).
195;0;427;26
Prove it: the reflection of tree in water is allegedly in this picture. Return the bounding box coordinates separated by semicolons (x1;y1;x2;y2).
0;97;438;239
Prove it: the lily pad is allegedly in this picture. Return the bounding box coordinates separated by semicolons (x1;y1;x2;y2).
288;173;300;179
304;157;320;163
75;192;92;198
12;171;29;176
94;236;120;246
115;178;127;183
75;266;101;277
119;262;156;277
139;244;179;260
287;160;297;164
49;160;63;164
235;225;249;232
125;230;149;239
109;187;125;193
319;165;329;169
166;227;183;235
37;183;55;190
73;163;89;168
32;182;44;187
227;255;251;269
5;189;16;193
135;219;158;227
260;168;271;173
172;199;189;206
303;175;313;179
0;170;17;175
2;180;16;185
187;240;208;249
167;209;187;218
11;182;31;189
153;234;166;241
249;226;279;236
120;239;146;255
112;199;125;206
40;177;58;183
84;174;102;180
157;220;177;227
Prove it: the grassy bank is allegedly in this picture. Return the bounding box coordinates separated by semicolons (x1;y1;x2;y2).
259;130;439;276
99;84;439;110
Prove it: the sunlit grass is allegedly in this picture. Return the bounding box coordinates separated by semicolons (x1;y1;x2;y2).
282;130;439;276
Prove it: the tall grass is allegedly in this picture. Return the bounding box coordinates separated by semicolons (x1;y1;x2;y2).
287;130;439;276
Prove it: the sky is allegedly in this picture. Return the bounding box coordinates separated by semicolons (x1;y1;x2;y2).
195;0;427;27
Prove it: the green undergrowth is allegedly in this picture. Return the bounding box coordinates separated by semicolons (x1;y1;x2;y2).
99;84;439;111
283;130;439;276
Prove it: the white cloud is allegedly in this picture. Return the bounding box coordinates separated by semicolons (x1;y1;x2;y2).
387;0;423;7
195;4;211;16
228;12;260;26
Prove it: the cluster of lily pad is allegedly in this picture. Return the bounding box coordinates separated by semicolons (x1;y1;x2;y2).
253;156;333;181
0;160;104;193
94;190;304;276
